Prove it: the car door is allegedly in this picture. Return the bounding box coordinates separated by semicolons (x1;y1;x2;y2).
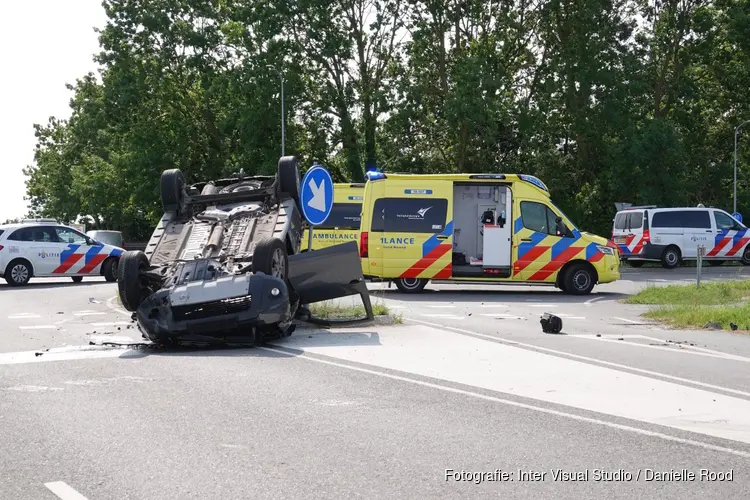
513;200;571;281
710;210;749;258
51;226;94;275
680;210;713;259
24;226;63;275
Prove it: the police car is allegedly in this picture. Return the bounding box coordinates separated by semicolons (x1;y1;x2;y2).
0;219;124;286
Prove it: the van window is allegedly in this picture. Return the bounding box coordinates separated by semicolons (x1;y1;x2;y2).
318;203;361;229
715;211;740;230
614;213;628;230
371;198;448;233
627;212;643;229
521;201;558;235
652;210;711;229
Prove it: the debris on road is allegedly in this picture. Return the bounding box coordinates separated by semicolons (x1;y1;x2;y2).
702;321;722;330
89;298;101;304
540;313;562;334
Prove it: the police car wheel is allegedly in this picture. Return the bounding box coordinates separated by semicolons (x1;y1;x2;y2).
661;246;681;269
5;260;32;286
563;264;595;295
394;278;428;293
102;257;118;282
742;246;750;265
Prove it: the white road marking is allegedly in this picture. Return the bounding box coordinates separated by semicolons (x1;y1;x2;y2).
91;321;132;327
3;385;63;392
527;304;558;308
425;304;456;308
44;481;89;500
584;296;606;306
8;313;41;319
420;313;464;320
19;325;56;330
89;335;140;344
479;304;508;308
569;335;750;363
480;313;525;320
0;345;137;365
261;343;750;459
106;296;132;317
73;311;105;317
613;317;642;324
553;314;586;320
407;318;750;399
275;323;750;445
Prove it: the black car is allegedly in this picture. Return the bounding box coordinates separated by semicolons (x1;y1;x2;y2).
116;156;372;346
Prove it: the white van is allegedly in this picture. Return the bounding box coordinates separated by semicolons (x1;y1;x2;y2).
612;206;750;268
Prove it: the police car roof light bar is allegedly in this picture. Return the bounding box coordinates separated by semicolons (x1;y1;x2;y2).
20;218;58;224
621;205;657;210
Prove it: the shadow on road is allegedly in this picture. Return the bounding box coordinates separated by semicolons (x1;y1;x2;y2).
0;280;110;291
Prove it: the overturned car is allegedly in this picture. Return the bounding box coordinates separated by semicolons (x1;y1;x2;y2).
117;156;373;345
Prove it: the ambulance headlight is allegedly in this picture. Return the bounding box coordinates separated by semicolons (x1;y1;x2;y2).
597;245;615;255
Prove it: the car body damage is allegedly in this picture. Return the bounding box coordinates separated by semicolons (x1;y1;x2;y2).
116;156;373;346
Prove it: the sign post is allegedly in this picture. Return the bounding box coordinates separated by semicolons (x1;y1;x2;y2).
299;163;334;251
733;212;743;224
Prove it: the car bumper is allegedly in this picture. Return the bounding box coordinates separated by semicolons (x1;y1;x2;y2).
135;273;293;344
597;254;621;283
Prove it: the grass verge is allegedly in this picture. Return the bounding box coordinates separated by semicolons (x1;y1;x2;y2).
307;300;402;324
625;280;750;331
623;280;750;306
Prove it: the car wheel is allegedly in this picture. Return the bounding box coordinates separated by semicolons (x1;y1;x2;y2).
628;260;645;268
5;260;32;286
563;264;596;295
220;180;264;193
71;276;83;283
252;237;289;282
118;250;150;312
161;168;185;215
741;246;750;265
661;246;681;269
102;257;118;282
277;156;301;206
394;277;428;293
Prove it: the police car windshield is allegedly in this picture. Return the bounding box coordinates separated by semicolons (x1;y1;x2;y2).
552;203;578;231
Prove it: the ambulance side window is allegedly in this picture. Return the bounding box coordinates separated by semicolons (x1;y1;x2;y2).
520;201;558;236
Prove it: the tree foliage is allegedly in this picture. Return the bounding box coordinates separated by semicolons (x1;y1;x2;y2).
23;0;750;239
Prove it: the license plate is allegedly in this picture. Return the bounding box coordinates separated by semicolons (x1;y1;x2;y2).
614;236;626;244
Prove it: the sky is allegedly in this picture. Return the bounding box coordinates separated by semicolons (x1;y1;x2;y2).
0;0;107;221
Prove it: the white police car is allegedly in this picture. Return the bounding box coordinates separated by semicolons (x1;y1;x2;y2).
0;219;124;286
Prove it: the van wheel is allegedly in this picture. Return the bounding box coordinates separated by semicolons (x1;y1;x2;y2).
661;246;681;269
394;277;428;293
563;264;596;295
628;260;645;268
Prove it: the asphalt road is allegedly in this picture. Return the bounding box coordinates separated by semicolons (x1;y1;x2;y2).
0;268;749;500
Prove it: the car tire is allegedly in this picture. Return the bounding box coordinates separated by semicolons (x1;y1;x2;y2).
277;156;301;206
394;277;428;293
161;168;185;215
563;264;596;295
102;257;118;282
661;246;681;269
252;237;289;282
741;246;750;265
4;260;32;286
220;180;264;193
118;250;150;312
71;276;83;283
628;260;645;268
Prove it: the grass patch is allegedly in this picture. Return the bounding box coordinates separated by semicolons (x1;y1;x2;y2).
308;299;401;323
624;280;750;306
643;303;750;331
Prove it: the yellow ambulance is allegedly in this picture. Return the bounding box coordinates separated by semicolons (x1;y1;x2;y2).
301;183;364;251
358;172;620;294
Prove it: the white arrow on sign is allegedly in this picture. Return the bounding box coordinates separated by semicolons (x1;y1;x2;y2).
308;178;327;212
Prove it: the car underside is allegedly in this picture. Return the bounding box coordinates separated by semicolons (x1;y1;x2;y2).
117;156;373;346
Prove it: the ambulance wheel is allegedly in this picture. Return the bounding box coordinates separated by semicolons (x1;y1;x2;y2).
71;276;83;283
661;246;681;269
563;264;596;296
628;260;645;268
394;278;428;293
118;250;150;312
741;246;750;265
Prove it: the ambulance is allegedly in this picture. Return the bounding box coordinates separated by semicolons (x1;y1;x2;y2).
301;183;364;251
358;172;620;294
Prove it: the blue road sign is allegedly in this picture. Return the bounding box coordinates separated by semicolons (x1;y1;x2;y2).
733;212;743;223
300;164;334;226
